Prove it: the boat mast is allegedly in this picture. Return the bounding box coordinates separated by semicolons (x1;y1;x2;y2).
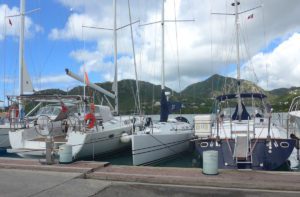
18;0;25;111
161;0;165;91
128;0;141;115
113;0;118;114
232;0;242;121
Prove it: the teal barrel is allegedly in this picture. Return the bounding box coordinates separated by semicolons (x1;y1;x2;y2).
202;150;218;175
59;144;73;164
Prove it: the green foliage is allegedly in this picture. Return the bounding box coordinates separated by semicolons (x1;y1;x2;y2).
32;75;299;114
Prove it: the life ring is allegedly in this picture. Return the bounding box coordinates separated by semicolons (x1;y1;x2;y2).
84;113;96;129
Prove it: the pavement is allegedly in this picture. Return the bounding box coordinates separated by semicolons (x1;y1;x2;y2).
0;158;300;197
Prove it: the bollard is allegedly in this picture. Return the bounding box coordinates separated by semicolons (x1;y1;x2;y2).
59;144;73;164
203;150;218;175
45;136;54;165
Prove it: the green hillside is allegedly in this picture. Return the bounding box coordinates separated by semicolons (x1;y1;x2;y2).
32;75;299;114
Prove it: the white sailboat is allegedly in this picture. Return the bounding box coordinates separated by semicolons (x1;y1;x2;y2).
8;0;143;160
131;0;194;166
8;94;138;159
0;0;35;149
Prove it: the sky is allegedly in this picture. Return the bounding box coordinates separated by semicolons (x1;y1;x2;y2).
1;0;300;104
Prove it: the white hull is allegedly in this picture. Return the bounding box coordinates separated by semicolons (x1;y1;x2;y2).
132;121;194;166
68;125;132;160
0;128;10;148
132;132;193;165
0;121;28;149
8;115;139;160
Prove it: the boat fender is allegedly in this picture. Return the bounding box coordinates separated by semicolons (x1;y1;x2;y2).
84;113;96;129
120;133;131;143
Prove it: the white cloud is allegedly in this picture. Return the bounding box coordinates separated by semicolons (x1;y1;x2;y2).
242;33;300;90
0;4;43;40
50;0;300;91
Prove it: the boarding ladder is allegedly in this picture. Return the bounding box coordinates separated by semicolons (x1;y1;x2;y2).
233;136;252;165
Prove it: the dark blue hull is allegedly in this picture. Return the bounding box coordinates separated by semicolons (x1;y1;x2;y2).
195;138;296;170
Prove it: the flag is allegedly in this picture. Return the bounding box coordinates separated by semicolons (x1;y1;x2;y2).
8;18;12;26
84;71;90;85
247;14;254;20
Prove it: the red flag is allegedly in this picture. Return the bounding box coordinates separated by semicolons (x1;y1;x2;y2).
247;14;254;20
84;71;90;85
8;18;12;26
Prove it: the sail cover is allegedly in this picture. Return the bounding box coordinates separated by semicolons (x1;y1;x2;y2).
22;61;34;93
160;90;169;122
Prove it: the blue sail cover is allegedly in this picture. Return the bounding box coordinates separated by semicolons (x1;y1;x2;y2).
216;93;266;101
160;90;169;122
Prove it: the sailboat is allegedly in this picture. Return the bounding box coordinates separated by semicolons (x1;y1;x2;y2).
287;96;300;162
0;0;35;149
194;0;296;170
131;0;194;166
8;0;143;160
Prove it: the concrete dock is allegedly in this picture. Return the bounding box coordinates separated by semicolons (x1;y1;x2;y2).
0;157;300;196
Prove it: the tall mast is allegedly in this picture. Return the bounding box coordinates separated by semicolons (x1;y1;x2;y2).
161;0;165;90
19;0;25;110
233;0;242;121
128;0;141;115
113;0;118;114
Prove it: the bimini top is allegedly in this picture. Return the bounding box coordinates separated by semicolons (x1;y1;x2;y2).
216;93;267;102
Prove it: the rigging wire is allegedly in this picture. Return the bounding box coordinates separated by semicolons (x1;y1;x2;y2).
149;2;159;114
260;0;268;90
210;0;213;98
173;0;182;96
3;8;7;106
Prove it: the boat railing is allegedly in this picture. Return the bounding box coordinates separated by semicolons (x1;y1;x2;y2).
9;117;28;131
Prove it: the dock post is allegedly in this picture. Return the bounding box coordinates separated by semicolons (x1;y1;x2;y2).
45;136;54;165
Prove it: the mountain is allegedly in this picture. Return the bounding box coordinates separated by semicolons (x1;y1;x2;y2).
32;75;299;114
182;74;265;98
64;79;175;114
267;87;300;112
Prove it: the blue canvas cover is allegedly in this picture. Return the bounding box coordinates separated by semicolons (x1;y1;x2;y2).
160;90;169;122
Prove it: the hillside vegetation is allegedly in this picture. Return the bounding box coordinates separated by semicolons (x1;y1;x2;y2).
32;74;299;114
